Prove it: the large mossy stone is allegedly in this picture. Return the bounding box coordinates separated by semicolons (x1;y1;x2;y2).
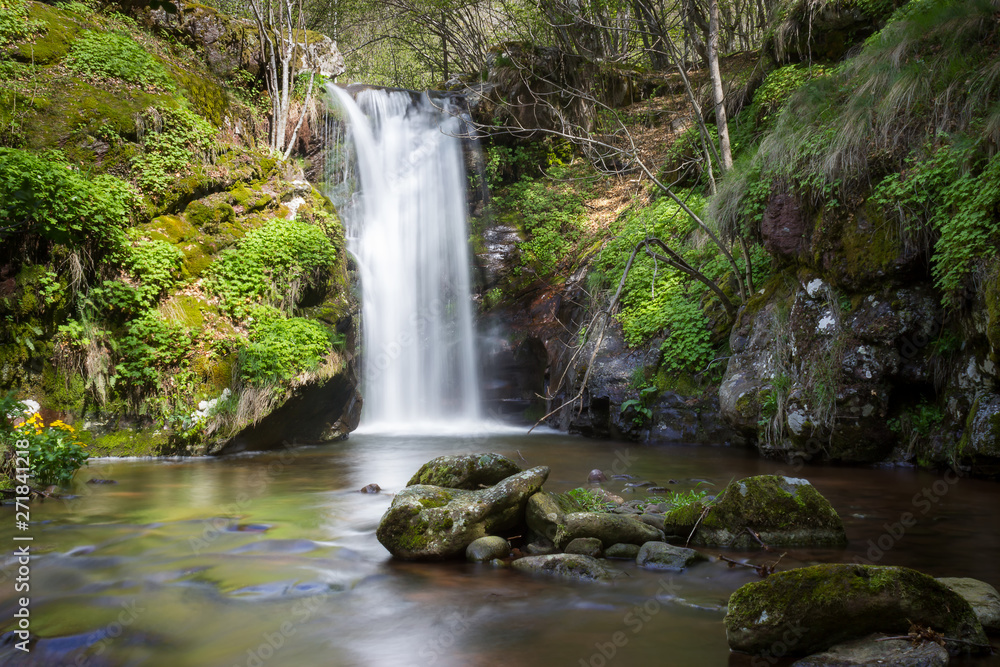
553;512;664;549
937;577;1000;634
406;453;522;490
511;554;616;583
667;475;846;549
376;466;548;560
725;564;988;657
791;633;949;667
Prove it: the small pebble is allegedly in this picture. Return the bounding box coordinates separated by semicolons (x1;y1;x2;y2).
360;483;381;494
588;469;607;483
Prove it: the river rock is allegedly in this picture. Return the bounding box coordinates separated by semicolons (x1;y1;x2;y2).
791;633;949;667
376;466;548;560
604;543;640;559
725;564;989;656
406;453;522;490
665;475;846;548
511;554;616;583
636;542;707;571
526;491;663;548
554;512;664;549
466;536;510;562
564;537;603;558
937;577;1000;634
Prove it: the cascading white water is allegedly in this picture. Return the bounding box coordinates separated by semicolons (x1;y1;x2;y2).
326;85;481;430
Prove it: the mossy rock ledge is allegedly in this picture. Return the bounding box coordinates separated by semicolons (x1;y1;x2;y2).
725;564;989;657
376;466;549;560
662;475;847;548
406;452;522;489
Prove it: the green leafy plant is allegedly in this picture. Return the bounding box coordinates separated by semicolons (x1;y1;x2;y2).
66;31;174;90
620;385;658;425
205;217;337;319
0;148;136;249
0;0;45;46
239;316;331;385
566;487;615;512
125;239;184;306
12;412;89;487
133;106;216;198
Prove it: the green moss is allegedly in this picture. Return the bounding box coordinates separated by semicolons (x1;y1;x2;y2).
171;66;229;126
702;475;840;531
144;215;196;244
11;2;83;65
826;204;901;285
88;427;169;457
185;199;235;233
41;364;84;412
416;489;454;508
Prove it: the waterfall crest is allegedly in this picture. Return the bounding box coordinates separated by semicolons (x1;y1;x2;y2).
325;85;481;431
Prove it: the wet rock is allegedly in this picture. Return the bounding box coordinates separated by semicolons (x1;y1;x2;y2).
359;483;381;494
791;633;949;666
553;512;664;550
588;469;607;483
937;577;1000;634
646;486;670;493
376;466;549;560
725;564;988;657
564;537;603;558
637;514;666;532
636;542;706;571
406;453;522;490
604;543;640;559
526;540;558;556
466;536;510;562
86;478;117;485
511;554;616;583
667;475;846;549
963;394;1000;461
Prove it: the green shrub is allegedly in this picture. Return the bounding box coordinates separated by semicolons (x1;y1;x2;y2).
126;239;184;305
114;310;191;392
0;0;44;46
133;106;217;198
239;316;331;384
11;411;89;487
0;148;136;250
205;217;337;318
66;31;174;90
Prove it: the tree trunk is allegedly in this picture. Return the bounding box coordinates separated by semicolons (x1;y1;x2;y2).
708;0;733;171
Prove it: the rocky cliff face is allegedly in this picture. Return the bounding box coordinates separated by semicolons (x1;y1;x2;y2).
719;192;1000;474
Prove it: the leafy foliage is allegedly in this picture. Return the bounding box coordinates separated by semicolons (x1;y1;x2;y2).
11;412;89;487
565;487;616;512
133;106;217;198
114;310;192;392
205;217;337;319
66;30;174;90
125;239;185;306
0;0;45;46
0;148;136;249
239;316;331;384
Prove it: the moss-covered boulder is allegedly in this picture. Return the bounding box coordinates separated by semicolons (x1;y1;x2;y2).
510;553;617;583
667;475;846;549
725;564;988;657
406;453;522;489
376;466;549;560
525;490;663;548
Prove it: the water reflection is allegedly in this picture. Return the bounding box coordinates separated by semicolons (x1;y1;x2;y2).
1;432;998;666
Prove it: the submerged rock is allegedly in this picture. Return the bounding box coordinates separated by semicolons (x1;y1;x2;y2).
406;453;522;490
635;542;706;571
376;466;548;560
466;536;510;563
791;633;949;667
665;475;846;548
564;537;603;558
725;564;988;656
937;577;1000;634
604;543;640;559
511;554;616;583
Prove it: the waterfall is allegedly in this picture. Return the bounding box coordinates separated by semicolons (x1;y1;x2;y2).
325;85;481;430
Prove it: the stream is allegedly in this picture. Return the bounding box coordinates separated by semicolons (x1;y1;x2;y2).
2;430;999;666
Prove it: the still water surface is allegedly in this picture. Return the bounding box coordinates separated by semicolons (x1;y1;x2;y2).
2;430;999;666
